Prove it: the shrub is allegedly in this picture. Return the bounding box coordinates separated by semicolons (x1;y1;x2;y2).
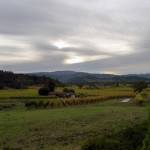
82;122;148;150
50;102;54;108
135;94;145;106
61;101;66;107
82;136;121;150
38;87;49;96
141;107;150;150
57;101;60;108
25;101;36;108
63;87;75;93
0;104;15;110
43;100;49;108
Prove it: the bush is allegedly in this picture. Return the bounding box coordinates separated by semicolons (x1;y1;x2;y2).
0;104;15;110
25;101;36;108
63;87;75;93
141;107;150;150
82;137;121;150
38;87;49;96
135;94;145;106
82;122;148;150
25;100;55;109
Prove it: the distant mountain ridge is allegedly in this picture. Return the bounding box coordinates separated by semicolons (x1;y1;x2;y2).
127;74;150;79
28;71;115;82
28;71;150;84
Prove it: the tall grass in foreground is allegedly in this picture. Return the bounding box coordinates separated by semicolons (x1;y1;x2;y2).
141;107;150;150
82;121;148;150
81;99;150;150
82;106;150;150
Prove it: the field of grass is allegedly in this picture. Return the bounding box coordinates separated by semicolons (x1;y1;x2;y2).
0;88;39;98
58;86;135;96
0;87;149;150
0;86;135;98
0;99;148;150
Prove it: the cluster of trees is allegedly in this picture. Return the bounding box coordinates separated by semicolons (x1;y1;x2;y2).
0;70;62;89
75;82;120;88
132;81;148;93
0;70;27;89
38;85;76;96
132;81;149;106
38;79;56;96
63;87;75;93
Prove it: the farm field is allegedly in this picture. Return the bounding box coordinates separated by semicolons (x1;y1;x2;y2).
0;87;39;98
0;86;135;98
0;87;149;150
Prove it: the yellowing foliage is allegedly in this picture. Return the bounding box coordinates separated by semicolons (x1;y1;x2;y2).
135;94;145;106
135;94;144;101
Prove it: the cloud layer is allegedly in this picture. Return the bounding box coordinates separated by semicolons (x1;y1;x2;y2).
0;0;150;74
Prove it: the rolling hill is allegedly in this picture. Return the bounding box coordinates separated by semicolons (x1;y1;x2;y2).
28;71;150;84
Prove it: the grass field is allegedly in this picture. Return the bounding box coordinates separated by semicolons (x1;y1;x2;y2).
0;86;135;98
0;88;39;98
0;100;148;150
0;87;149;150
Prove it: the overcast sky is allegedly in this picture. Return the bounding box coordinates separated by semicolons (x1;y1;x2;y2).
0;0;150;74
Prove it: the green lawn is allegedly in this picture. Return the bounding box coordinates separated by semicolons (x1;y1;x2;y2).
0;101;148;150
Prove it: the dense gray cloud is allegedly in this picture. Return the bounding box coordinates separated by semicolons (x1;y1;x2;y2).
0;0;150;74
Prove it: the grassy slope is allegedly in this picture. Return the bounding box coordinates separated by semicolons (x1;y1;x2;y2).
0;102;147;150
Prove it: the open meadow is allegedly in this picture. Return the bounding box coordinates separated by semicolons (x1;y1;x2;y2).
0;86;135;98
0;86;149;150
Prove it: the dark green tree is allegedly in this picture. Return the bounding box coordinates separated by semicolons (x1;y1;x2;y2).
132;81;148;93
38;87;49;96
47;79;56;92
0;82;4;89
0;70;63;90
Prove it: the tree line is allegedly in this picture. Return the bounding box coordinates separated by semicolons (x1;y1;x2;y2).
0;70;63;89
